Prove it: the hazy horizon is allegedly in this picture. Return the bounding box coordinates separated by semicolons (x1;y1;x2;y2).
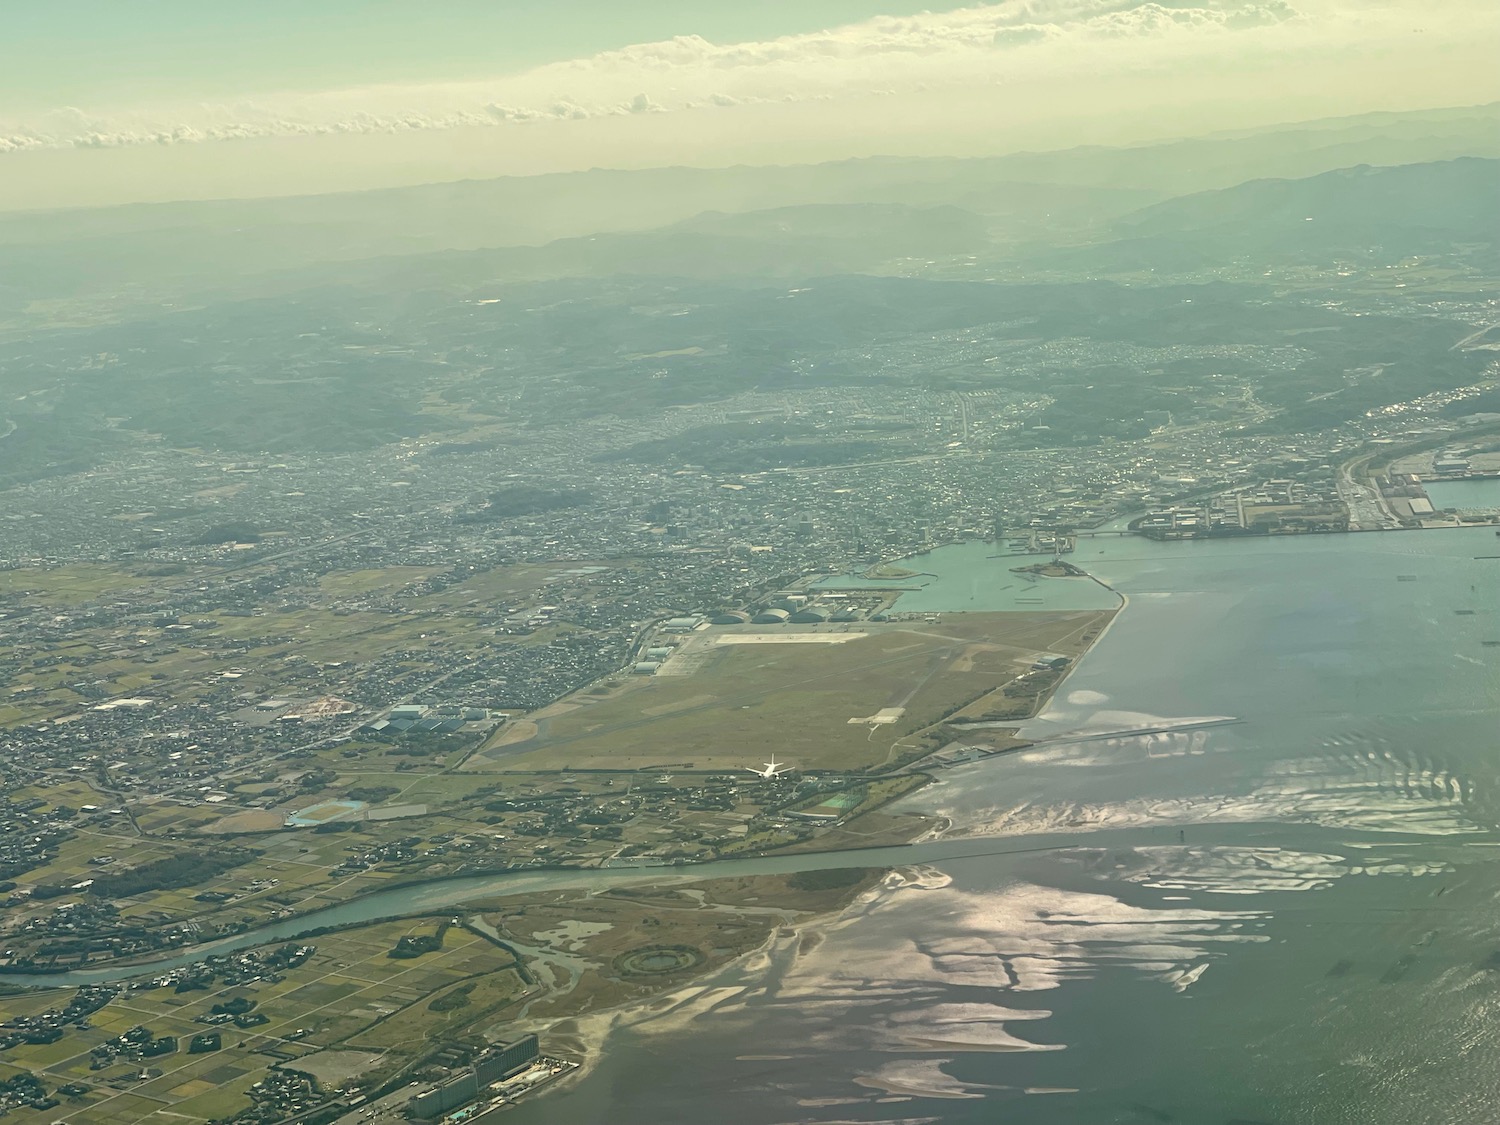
4;0;1498;212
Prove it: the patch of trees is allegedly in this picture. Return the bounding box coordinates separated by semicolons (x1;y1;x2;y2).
427;983;475;1012
383;731;473;755
194;522;261;544
389;922;450;959
463;484;594;522
297;768;338;792
0;411;129;489
88;847;258;899
788;868;874;893
344;786;399;803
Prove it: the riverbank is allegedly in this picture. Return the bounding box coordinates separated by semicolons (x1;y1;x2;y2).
0;869;890;1124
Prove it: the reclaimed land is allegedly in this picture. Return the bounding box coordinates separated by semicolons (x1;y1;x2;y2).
472;609;1113;775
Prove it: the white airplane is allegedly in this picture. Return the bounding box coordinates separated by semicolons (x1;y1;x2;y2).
746;757;790;780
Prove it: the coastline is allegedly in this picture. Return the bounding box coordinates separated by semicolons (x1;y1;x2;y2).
493;570;1136;1103
508;867;919;1106
0;552;1138;1125
328;528;1500;1120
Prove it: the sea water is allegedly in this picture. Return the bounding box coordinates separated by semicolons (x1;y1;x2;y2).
509;528;1500;1124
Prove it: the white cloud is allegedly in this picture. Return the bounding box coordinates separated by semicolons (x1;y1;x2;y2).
3;0;1487;157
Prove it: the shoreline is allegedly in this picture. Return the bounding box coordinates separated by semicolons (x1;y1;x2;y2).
508;867;924;1107
388;524;1499;1117
498;575;1138;1104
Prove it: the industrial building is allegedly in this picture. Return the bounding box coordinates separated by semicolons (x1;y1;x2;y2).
408;1035;540;1120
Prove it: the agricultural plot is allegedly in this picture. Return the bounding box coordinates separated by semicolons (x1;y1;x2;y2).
3;918;526;1124
0;558;609;731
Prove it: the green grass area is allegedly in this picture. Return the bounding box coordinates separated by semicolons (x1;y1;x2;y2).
409;562;589;610
478;611;1110;774
0;564;156;604
10;778;104;813
344;967;525;1051
315;566;441;598
163;1072;264;1122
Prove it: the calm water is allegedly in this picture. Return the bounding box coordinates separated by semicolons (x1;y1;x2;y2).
815;539;1123;612
510;528;1500;1125
1423;477;1500;512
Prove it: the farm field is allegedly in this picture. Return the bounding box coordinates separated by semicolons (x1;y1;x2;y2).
0;558;614;729
0;917;527;1124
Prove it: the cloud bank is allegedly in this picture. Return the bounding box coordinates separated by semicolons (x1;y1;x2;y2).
1;0;1482;156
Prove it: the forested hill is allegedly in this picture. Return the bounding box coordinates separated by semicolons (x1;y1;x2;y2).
1113;157;1500;251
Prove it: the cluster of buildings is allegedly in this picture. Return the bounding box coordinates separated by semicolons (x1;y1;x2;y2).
0;984;117;1050
407;1035;543;1120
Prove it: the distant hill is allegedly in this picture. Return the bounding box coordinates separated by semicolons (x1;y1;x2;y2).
249;202;993;294
0;100;1495;323
1116;157;1500;247
1025;157;1500;275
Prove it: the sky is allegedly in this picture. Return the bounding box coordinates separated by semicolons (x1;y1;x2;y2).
2;0;1497;211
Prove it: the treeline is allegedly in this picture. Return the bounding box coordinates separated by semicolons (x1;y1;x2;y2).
788;868;873;892
345;786;400;803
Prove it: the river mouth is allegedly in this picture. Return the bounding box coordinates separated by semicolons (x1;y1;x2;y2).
1;838;1098;988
